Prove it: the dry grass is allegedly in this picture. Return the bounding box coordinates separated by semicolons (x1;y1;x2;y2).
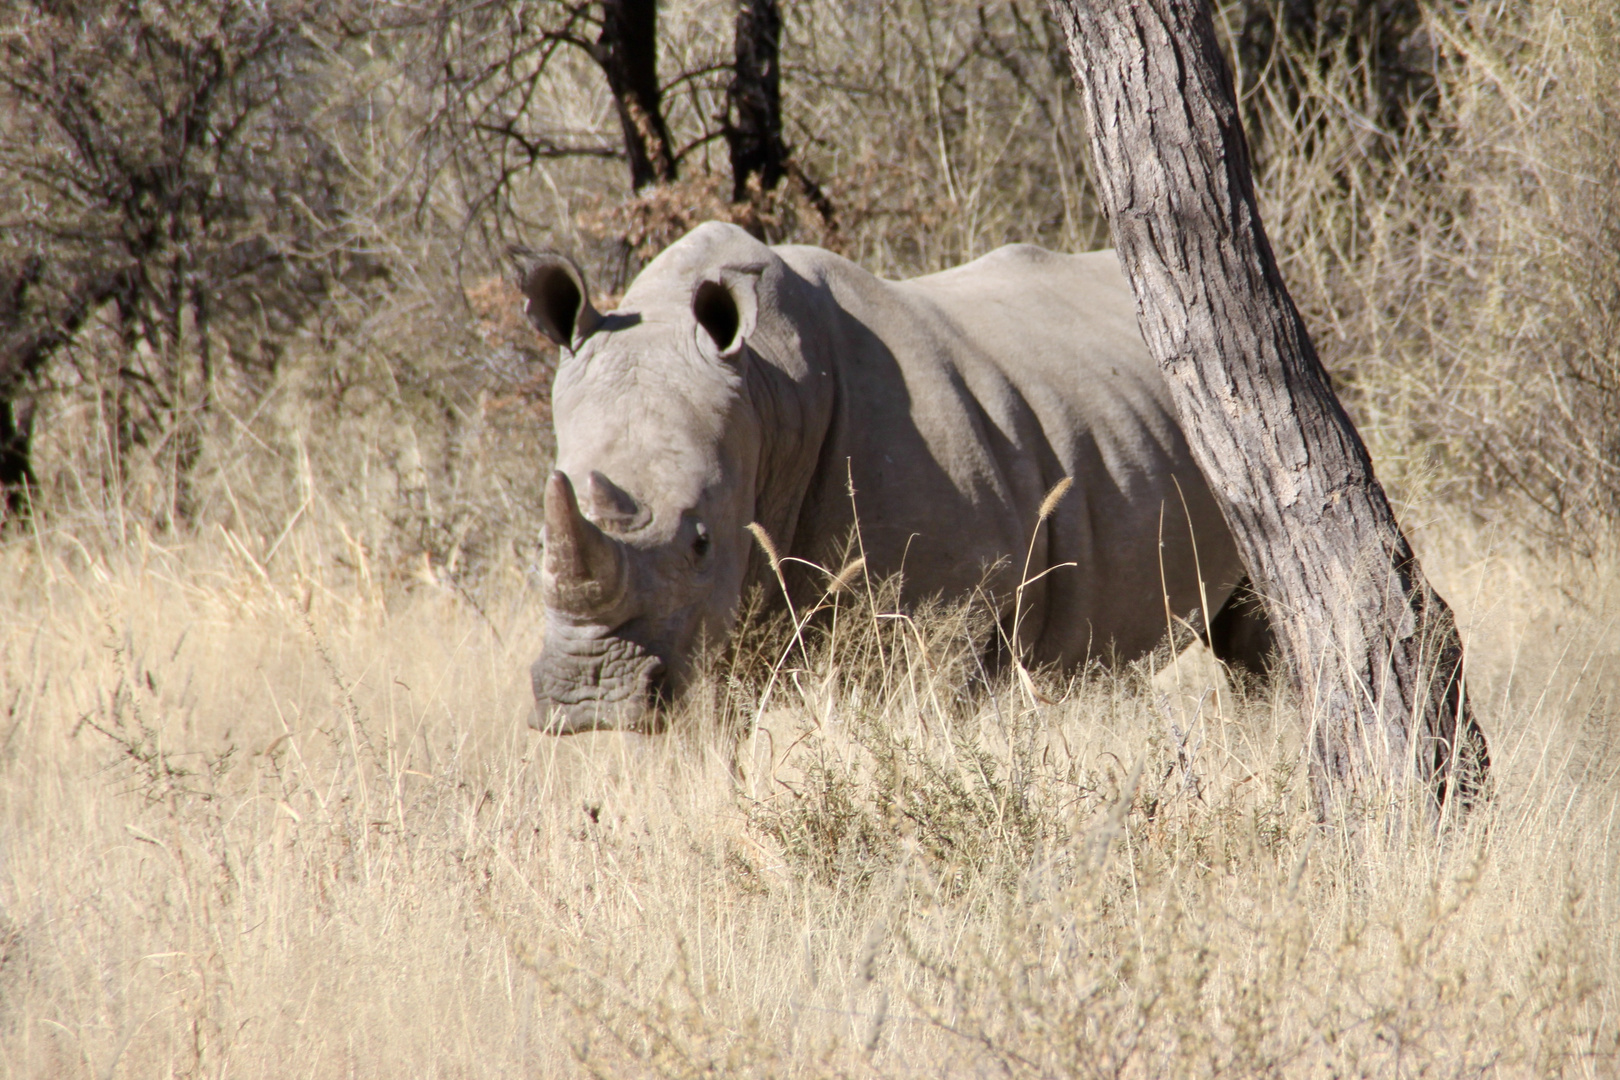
0;492;1615;1078
4;2;1620;1075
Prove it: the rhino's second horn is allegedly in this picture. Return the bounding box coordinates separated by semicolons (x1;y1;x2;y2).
543;470;627;617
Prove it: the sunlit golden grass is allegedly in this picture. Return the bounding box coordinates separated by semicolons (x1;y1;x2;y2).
0;499;1615;1078
4;0;1620;1074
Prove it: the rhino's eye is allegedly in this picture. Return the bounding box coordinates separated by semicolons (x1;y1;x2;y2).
692;522;711;560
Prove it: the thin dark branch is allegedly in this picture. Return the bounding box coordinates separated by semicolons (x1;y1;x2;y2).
469;121;622;161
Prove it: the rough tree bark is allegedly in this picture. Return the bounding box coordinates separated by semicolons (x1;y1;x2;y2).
1047;0;1488;812
595;0;677;191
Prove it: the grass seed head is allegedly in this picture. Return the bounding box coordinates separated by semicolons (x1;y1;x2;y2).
747;521;782;574
1038;476;1074;521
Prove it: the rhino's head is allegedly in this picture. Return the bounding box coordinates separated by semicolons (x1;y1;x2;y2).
516;232;777;733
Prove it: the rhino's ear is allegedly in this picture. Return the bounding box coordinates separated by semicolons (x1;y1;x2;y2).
692;270;759;361
509;246;602;350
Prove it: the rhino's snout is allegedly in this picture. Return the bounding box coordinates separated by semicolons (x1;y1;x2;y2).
529;638;671;735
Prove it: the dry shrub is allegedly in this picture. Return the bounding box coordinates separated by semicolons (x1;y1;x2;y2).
1244;1;1620;547
578;169;842;265
4;5;570;599
24;258;556;602
782;0;1107;275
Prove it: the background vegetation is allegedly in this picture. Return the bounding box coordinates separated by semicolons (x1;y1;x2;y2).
1;0;1617;1075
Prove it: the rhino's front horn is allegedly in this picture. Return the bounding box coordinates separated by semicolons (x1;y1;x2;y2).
543;471;627;617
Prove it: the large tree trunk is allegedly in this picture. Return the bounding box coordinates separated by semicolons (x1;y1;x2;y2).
1048;0;1487;813
727;0;788;202
595;0;677;191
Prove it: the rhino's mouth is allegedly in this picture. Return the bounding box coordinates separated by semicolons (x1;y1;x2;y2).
530;629;671;734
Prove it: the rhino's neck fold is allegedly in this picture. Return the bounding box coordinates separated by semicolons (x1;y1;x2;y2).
738;265;839;580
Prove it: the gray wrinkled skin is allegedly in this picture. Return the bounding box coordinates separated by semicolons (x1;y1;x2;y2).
522;223;1247;733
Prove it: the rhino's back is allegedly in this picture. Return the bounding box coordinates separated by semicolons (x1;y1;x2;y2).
899;245;1184;473
779;244;1176;466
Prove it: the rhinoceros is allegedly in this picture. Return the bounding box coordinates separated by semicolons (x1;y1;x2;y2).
516;222;1268;733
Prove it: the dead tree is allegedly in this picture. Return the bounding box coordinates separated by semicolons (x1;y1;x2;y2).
1047;0;1488;812
0;0;362;527
595;0;677;190
724;0;836;229
726;0;788;201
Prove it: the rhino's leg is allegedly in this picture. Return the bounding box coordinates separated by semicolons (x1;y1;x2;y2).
1207;576;1276;680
